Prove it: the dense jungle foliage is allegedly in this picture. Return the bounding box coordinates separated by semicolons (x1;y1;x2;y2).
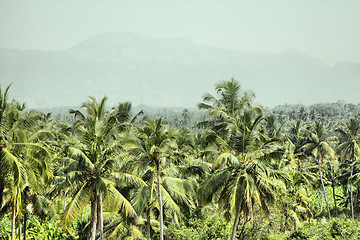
2;79;360;240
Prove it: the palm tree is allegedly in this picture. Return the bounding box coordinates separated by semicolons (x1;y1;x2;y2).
287;120;307;156
60;96;136;240
199;113;280;239
199;147;277;240
275;141;315;231
0;85;55;239
197;78;259;137
0;106;53;239
127;118;195;240
278;177;312;232
21;184;53;240
113;101;143;132
197;79;281;240
336;118;360;219
324;157;340;217
0;84;12;209
302;121;336;220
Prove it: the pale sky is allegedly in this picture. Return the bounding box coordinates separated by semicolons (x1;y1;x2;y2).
0;0;360;64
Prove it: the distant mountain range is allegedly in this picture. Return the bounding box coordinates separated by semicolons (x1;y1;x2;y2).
1;32;360;109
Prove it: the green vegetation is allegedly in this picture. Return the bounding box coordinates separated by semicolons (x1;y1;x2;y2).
2;79;360;239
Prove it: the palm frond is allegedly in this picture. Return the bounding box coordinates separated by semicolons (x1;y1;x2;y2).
61;182;92;229
105;185;136;217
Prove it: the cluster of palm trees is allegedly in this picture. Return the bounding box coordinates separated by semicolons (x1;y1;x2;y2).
0;85;53;240
1;79;360;239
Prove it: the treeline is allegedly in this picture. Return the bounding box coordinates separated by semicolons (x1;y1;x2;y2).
1;80;360;240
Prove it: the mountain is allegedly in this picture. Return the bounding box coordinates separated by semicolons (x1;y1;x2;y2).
1;32;360;109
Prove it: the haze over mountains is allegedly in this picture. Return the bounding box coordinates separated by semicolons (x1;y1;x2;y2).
1;32;359;109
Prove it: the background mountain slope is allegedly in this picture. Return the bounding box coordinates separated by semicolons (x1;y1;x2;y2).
1;32;359;109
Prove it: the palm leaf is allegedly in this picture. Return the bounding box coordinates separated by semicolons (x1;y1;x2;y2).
112;172;147;188
160;185;181;224
105;185;136;217
1;148;22;187
61;182;92;229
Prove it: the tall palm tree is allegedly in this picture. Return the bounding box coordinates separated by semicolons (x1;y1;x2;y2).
0;84;12;208
281;140;317;189
199;111;279;240
198;78;259;137
61;96;136;240
302;121;336;220
199;150;277;240
197;79;280;240
0;85;55;239
324;157;340;217
127;118;195;240
287;120;307;156
113;101;143;132
336;118;360;219
276;140;315;231
278;176;312;232
0;99;53;239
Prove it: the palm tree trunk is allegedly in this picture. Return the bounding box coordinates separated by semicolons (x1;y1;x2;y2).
332;182;338;217
97;193;104;240
23;210;27;240
19;221;22;240
318;160;331;220
356;187;360;212
63;195;67;211
11;205;15;240
350;165;354;220
146;207;151;240
332;180;338;217
356;187;360;213
157;173;164;240
320;193;323;212
0;184;4;210
89;193;98;240
230;203;241;240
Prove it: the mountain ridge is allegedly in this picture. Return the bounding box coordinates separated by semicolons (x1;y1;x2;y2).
1;32;359;109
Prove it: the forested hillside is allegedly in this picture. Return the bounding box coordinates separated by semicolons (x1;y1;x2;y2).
1;80;360;240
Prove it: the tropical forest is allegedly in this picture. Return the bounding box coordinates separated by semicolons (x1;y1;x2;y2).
2;79;360;240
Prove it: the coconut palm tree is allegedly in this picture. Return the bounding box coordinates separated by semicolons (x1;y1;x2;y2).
0;99;53;240
126;118;195;240
302;121;336;220
277;177;312;232
336;118;360;219
0;84;55;239
61;96;137;240
324;157;340;217
0;84;12;209
113;101;143;132
197;78;260;137
198;112;279;240
197;79;281;240
274;141;315;231
281;140;317;189
287;120;307;156
21;184;53;240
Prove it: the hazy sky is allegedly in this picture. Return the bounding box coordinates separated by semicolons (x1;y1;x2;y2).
0;0;360;64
